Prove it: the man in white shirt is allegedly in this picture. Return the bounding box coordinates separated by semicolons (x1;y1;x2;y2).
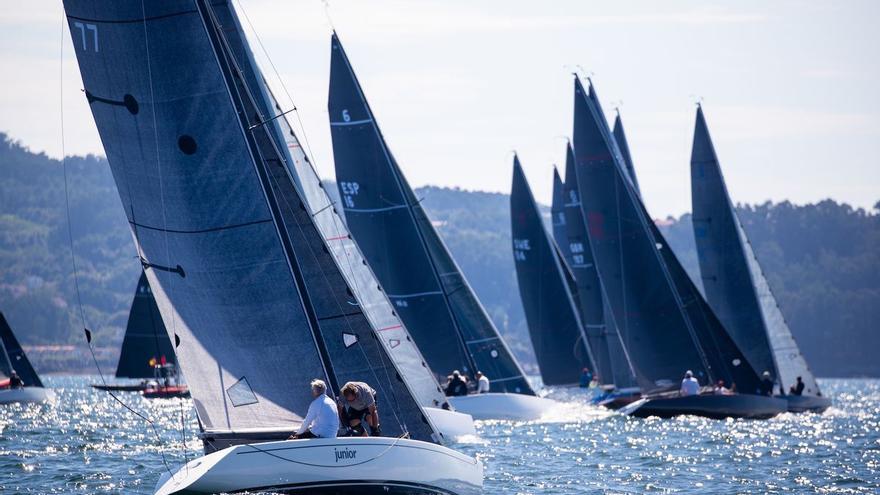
291;379;339;439
475;371;490;394
680;370;700;397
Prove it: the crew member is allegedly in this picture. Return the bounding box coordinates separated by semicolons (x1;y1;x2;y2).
789;376;805;396
579;368;593;388
291;379;339;439
338;381;381;437
713;379;732;395
759;371;775;396
444;370;468;397
680;370;700;396
8;370;23;389
475;371;490;394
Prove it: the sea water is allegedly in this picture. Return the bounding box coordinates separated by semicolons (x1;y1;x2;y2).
1;377;878;493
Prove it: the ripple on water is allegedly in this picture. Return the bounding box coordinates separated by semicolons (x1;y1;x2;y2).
1;377;879;493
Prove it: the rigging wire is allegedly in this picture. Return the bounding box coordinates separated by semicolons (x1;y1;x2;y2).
58;10;176;479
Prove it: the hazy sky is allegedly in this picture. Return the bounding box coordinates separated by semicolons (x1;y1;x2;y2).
1;1;877;217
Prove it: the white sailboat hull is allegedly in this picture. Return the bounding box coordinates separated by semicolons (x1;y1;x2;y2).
154;436;482;495
0;387;55;405
424;407;476;438
447;393;556;420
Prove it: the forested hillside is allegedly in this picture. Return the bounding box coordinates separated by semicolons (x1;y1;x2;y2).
1;133;877;376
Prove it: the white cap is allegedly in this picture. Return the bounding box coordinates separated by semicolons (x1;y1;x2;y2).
685;370;693;378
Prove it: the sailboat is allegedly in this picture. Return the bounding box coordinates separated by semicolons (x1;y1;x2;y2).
64;1;482;493
92;272;189;398
328;33;553;420
690;106;831;414
510;155;595;387
0;312;55;404
556;142;641;405
572;77;786;419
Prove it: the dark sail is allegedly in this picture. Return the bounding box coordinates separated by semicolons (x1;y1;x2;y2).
573;77;711;390
329;33;534;395
115;272;176;379
510;156;593;385
690;107;821;396
612;113;641;197
559;144;617;385
550;168;571;261
65;0;437;444
0;312;43;387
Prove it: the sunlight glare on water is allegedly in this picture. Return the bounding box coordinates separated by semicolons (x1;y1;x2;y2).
1;377;878;493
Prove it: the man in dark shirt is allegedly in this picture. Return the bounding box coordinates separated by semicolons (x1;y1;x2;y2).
759;371;775;396
789;376;805;396
8;370;24;389
444;370;468;397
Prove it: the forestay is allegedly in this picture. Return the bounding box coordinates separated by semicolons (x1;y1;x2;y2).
64;0;438;444
0;312;43;387
690;107;821;396
510;157;594;386
115;272;177;379
329;34;534;395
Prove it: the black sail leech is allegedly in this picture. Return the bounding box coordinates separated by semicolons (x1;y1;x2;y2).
0;312;43;388
329;33;534;395
64;0;438;445
690;106;821;396
115;271;178;379
510;156;594;386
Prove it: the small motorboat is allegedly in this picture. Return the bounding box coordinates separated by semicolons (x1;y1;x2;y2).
155;436;483;495
623;392;788;420
448;392;556;421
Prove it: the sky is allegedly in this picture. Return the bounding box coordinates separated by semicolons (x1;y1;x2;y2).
0;1;878;217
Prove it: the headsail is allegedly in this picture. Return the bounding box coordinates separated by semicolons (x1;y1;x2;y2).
559;144;620;386
65;0;438;444
550;168;572;261
115;272;177;379
510;156;594;385
690;107;821;396
329;33;534;395
0;312;43;387
573;77;711;390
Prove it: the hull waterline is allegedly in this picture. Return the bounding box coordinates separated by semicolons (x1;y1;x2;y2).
447;393;556;420
154;437;482;495
625;394;788;420
0;387;55;404
785;395;832;414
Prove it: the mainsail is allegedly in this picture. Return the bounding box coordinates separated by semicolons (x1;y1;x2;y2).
329;33;534;395
690;107;821;396
0;312;43;387
65;0;437;444
510;156;593;385
612;113;641;197
559;144;619;385
115;271;177;379
573;77;711;390
550;168;572;261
